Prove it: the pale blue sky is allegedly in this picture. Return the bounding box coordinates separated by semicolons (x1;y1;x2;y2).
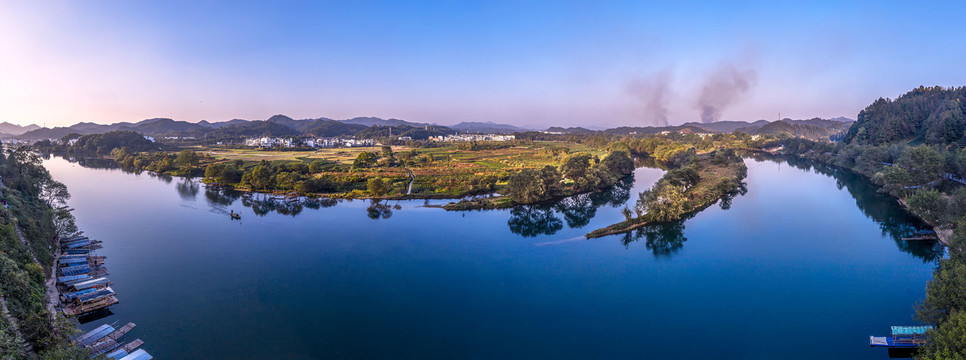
2;1;964;128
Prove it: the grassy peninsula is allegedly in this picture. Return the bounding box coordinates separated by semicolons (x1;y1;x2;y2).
586;149;747;238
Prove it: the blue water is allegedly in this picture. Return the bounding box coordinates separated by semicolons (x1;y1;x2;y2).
45;155;941;359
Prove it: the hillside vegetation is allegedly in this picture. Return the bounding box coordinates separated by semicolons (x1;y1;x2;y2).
0;146;90;359
845;86;966;146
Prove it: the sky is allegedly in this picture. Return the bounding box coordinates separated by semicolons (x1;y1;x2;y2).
2;1;966;129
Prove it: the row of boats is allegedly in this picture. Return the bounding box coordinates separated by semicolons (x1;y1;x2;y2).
55;234;153;359
56;235;116;317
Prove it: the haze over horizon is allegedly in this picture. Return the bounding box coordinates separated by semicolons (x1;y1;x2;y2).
3;1;965;129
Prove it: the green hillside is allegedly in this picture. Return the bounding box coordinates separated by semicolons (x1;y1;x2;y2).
845;86;966;145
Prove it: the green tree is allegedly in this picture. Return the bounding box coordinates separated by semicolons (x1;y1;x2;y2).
600;150;634;177
204;163;226;182
367;178;389;196
560;153;592;180
918;258;966;325
309;160;325;173
908;188;948;224
353;152;377;168
539;165;562;197
219;165;242;184
381;146;394;159
276;172;301;190
637;183;687;222
507;169;546;203
249;165;274;190
898;145;943;185
917;310;966;360
175;150;199;167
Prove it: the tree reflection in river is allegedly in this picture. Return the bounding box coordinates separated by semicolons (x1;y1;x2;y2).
621;221;688;258
366;200;393;220
507;206;563;237
240;194;304;217
507;175;636;237
205;188;243;206
553;176;634;229
748;153;946;262
176;177;200;200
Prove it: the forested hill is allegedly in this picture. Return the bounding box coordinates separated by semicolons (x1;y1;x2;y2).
844;86;966;146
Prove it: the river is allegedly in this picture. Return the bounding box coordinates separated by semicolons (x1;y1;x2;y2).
45;154;942;359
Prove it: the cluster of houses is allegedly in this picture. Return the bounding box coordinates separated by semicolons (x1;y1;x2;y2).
57;235;153;359
429;134;516;142
243;137;376;148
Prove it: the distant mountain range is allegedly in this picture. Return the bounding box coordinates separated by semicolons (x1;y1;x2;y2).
0;122;41;136
7;115;853;142
547;117;854;141
449;122;530;133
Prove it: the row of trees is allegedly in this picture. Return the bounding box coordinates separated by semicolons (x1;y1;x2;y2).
112;147;202;176
505;150;634;204
35;130;160;155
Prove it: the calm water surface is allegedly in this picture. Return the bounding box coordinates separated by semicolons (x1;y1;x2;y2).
45;155;941;359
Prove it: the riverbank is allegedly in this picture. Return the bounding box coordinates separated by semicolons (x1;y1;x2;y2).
586;153;747;238
0;147;87;358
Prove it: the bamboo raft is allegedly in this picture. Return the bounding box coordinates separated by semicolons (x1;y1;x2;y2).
870;325;933;348
88;322;136;355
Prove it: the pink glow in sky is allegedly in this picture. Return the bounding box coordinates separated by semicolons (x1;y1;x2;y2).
3;1;965;128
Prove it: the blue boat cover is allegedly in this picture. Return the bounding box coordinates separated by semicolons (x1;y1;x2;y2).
119;349;153;360
65;249;90;255
72;277;109;290
106;349;128;359
75;288;114;303
61;236;88;243
60;264;91;272
58;274;90;283
65;239;91;249
891;326;934;335
60;257;88;264
62;288;96;301
76;324;115;346
60;265;92;276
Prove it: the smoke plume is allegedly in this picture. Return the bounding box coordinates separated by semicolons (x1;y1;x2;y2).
695;63;757;123
626;70;672;127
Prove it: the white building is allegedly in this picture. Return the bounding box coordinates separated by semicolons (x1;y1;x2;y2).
430;134;516;142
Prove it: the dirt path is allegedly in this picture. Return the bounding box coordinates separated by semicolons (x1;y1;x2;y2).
405;167;415;195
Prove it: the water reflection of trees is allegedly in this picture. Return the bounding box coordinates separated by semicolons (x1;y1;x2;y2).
508;206;563;237
719;182;748;210
176;177;199;200
240;194;306;217
366;200;393;219
55;155;175;182
621;221;688;258
205;189;342;217
749;153;945;262
507;175;635;237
